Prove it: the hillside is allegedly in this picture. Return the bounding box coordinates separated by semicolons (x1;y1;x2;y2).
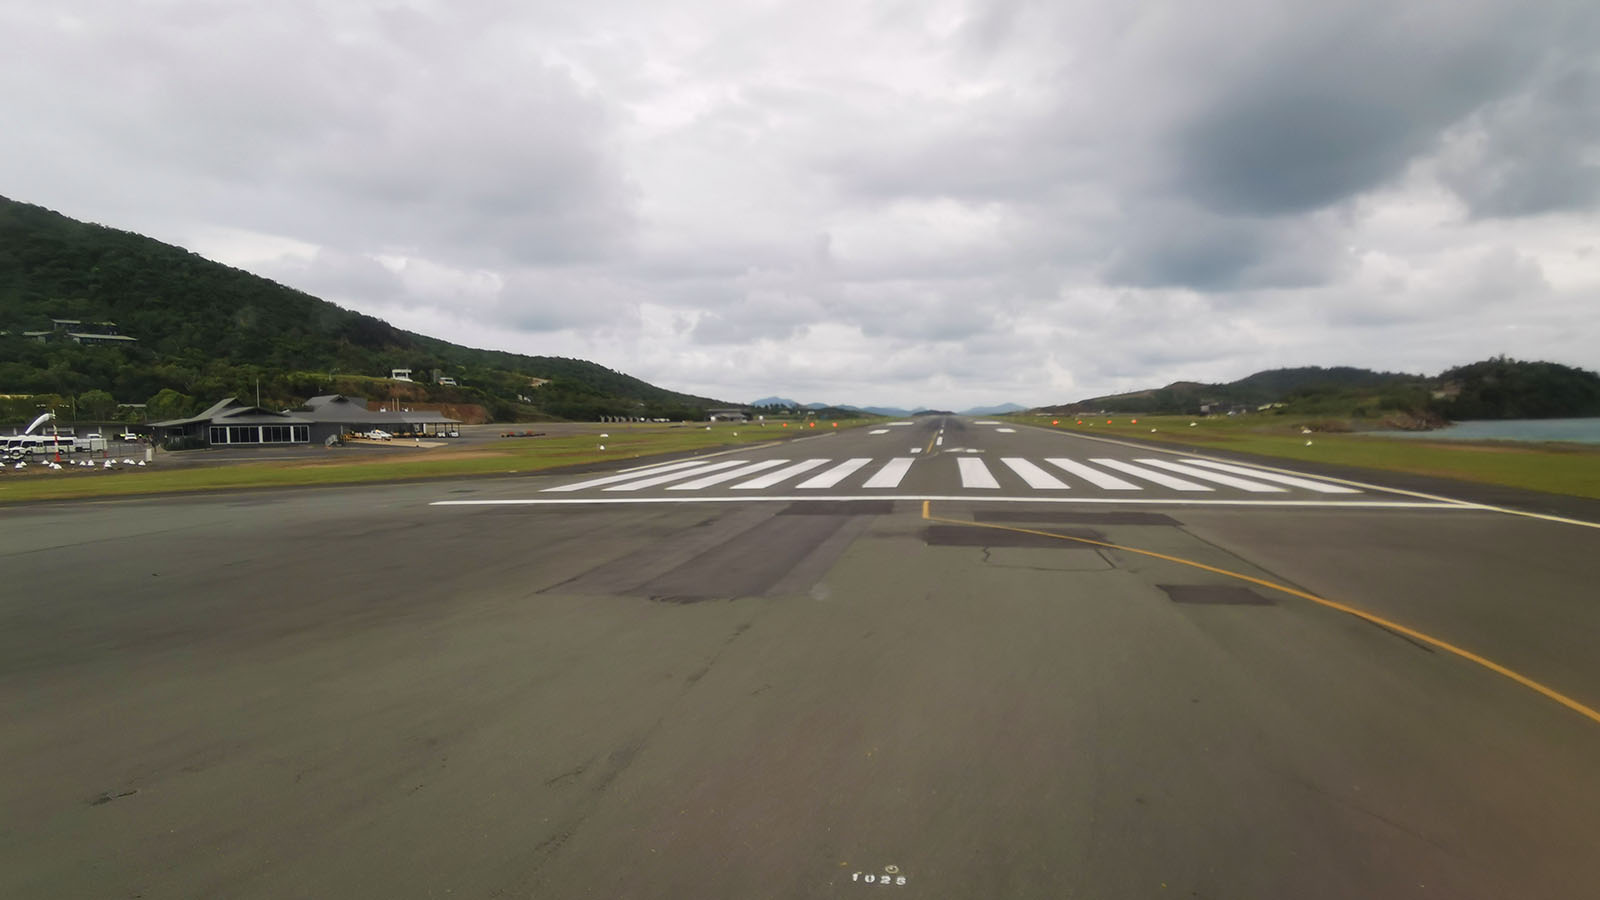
1039;361;1600;422
0;196;726;422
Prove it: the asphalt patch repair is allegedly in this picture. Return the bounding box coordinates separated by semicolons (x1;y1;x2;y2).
970;510;1181;527
1158;584;1275;606
922;524;1106;549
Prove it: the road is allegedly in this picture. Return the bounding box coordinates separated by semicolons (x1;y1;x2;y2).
3;417;1599;898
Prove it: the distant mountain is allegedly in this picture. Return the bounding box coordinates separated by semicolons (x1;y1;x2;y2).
750;396;801;407
860;406;913;417
959;402;1026;416
0;195;726;422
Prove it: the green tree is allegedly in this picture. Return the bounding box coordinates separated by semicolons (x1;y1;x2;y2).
77;388;117;420
146;388;196;422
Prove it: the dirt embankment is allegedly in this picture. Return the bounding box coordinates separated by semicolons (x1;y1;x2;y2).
365;400;490;424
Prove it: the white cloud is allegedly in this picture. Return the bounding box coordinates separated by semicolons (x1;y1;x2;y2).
2;0;1597;409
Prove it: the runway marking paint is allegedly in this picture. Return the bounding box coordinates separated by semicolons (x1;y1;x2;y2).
919;501;1600;728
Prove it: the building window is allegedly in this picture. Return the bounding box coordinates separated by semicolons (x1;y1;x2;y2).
210;426;228;444
293;426;308;442
227;425;260;444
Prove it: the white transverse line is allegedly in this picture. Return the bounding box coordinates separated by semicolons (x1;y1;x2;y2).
1001;458;1071;489
733;458;830;490
1178;458;1362;494
863;458;917;488
603;460;748;491
957;457;1001;489
1046;458;1141;490
995;427;1016;433
1134;458;1286;493
436;496;1468;509
868;429;889;435
668;459;788;490
1091;458;1213;491
541;459;713;492
798;458;871;489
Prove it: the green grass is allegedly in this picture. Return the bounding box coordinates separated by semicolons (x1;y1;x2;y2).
1008;414;1600;499
0;419;879;503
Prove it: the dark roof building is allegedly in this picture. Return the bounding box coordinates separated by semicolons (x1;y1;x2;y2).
149;398;314;446
149;395;460;448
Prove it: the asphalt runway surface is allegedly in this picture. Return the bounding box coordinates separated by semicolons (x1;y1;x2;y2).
4;417;1599;898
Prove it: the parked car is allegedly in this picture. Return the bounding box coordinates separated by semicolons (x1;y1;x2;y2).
365;430;392;441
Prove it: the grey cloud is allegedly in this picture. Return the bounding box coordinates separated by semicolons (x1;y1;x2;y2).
1438;61;1600;217
2;4;634;268
494;271;643;334
1103;206;1347;291
4;1;1598;409
1170;1;1568;216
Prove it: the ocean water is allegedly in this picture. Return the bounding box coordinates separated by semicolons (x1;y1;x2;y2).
1371;417;1600;444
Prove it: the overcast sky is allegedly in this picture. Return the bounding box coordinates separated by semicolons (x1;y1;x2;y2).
4;1;1597;408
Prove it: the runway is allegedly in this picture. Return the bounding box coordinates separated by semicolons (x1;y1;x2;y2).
3;417;1598;898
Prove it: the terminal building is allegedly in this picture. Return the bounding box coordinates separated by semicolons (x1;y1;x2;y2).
148;395;460;447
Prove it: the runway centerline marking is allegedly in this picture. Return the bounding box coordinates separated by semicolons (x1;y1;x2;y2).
919;501;1600;728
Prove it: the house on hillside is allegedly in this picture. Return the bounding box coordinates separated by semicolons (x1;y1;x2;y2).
391;368;413;382
23;319;139;346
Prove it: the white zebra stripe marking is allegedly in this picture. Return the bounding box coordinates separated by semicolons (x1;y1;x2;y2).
1090;458;1213;491
1133;458;1285;493
863;457;917;489
603;460;748;491
541;459;716;492
1046;458;1141;490
798;458;872;489
733;458;830;490
1177;459;1362;493
957;457;1000;489
668;459;788;490
1001;458;1071;489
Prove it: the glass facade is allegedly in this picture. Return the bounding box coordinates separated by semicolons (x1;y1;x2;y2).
207;424;309;444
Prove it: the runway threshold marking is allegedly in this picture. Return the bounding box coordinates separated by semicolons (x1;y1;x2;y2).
919;501;1600;728
436;496;1463;509
1026;423;1600;530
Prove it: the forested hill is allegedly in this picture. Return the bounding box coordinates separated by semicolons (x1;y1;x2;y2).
0;196;725;421
1039;360;1600;421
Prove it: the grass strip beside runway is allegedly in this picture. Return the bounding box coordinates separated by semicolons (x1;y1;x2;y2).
0;420;877;503
1010;415;1600;500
